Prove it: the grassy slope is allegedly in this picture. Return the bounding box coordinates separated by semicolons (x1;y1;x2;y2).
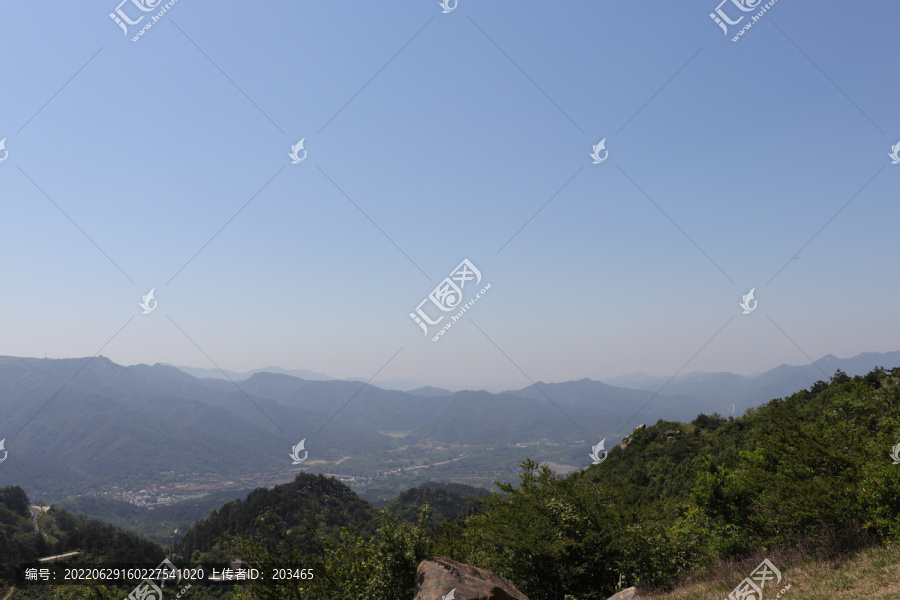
639;544;900;599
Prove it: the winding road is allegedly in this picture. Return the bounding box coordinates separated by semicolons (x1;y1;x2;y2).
29;506;48;539
28;505;83;564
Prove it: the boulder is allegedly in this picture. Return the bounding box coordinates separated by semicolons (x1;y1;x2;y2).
663;429;683;441
606;587;639;600
414;557;529;600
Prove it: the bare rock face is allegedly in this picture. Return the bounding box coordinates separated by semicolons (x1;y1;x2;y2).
663;429;683;442
606;587;639;600
619;423;647;449
413;557;529;600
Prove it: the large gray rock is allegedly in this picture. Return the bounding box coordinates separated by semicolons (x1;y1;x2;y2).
413;557;529;600
606;587;639;600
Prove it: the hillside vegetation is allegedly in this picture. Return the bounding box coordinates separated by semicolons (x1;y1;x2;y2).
183;366;900;600
431;367;900;598
54;490;255;546
0;487;165;600
173;474;380;563
630;543;900;599
383;482;490;528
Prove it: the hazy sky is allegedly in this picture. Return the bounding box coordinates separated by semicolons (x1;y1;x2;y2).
1;1;897;391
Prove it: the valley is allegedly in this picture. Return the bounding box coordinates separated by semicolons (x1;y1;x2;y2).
69;437;584;510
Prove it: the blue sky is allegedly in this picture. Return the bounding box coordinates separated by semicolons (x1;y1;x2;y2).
0;1;897;391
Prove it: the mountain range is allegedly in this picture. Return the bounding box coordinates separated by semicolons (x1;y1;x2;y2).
0;351;897;502
164;363;337;382
601;351;900;415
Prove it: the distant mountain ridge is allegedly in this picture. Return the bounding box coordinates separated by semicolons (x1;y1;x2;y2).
601;350;900;414
166;363;336;382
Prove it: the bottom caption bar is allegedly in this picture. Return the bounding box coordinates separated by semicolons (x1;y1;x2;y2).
15;561;314;587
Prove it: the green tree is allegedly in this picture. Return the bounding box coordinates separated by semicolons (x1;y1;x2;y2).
435;459;619;600
227;506;430;600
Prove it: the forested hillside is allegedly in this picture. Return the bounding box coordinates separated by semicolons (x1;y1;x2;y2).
55;490;254;546
384;482;490;528
0;486;165;599
173;473;379;562
432;367;900;598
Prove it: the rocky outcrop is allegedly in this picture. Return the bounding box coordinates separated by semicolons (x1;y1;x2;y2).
663;429;683;442
414;557;529;600
619;424;646;449
606;587;639;599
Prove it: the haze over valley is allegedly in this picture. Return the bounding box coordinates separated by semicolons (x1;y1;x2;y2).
2;350;896;512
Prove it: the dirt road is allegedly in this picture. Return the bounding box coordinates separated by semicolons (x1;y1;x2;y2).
37;551;80;563
29;506;48;539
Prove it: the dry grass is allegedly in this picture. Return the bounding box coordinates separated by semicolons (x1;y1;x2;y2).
637;544;900;600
